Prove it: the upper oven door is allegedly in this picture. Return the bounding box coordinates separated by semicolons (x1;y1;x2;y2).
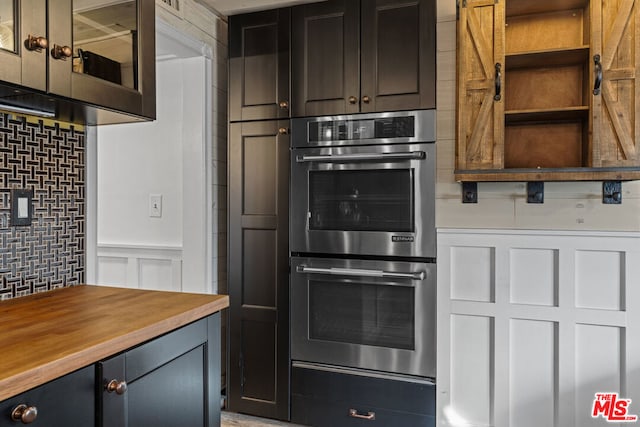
290;142;435;258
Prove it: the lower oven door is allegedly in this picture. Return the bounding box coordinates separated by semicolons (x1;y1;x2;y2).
291;256;436;378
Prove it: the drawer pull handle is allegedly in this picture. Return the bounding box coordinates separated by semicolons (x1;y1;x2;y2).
349;409;376;420
106;379;128;395
11;404;38;424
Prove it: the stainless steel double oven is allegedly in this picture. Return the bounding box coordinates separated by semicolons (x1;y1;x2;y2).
290;110;436;379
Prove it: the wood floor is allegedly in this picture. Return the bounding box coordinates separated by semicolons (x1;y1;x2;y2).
221;411;305;427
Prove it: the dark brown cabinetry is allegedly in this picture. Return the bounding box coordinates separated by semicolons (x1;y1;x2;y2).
292;0;436;117
291;365;436;427
228;120;289;420
0;0;154;124
229;9;290;122
99;315;221;427
0;366;94;427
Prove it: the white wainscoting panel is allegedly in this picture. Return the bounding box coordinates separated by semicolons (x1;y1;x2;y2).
437;229;640;427
96;245;183;292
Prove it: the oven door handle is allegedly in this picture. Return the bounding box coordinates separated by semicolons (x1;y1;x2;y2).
296;265;426;281
295;151;426;163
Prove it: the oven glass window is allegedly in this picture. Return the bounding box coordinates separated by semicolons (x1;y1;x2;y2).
309;280;415;350
308;169;414;232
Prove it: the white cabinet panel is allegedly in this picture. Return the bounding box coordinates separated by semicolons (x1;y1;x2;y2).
140;259;179;291
451;246;495;302
97;257;128;287
450;314;493;426
510;248;557;306
575;324;623;427
509;319;556;427
576;250;623;311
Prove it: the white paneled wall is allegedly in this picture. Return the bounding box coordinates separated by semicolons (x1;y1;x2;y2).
437;229;640;427
96;245;183;291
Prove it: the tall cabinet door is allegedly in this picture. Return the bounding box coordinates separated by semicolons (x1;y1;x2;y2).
591;0;640;167
292;0;360;117
360;0;436;113
229;9;290;122
456;0;505;170
228;120;290;420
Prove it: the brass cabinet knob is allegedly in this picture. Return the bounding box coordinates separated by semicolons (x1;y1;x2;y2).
51;44;73;60
11;404;38;424
24;35;48;52
278;100;289;109
348;96;358;104
106;379;128;395
278;127;289;135
362;95;371;103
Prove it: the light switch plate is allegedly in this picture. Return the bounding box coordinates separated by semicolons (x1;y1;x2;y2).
10;189;33;226
149;194;162;218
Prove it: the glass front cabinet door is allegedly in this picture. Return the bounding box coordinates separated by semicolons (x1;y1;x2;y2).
0;0;155;123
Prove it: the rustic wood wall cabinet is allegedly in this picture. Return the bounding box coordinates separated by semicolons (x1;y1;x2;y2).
0;0;155;124
456;0;640;182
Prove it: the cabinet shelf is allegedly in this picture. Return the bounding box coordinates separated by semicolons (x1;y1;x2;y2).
505;106;589;124
455;167;640;182
506;0;589;17
506;46;590;69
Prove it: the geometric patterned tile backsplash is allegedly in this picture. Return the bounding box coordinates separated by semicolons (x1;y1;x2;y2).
0;113;84;300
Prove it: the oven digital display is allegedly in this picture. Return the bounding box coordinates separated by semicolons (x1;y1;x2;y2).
308;117;415;142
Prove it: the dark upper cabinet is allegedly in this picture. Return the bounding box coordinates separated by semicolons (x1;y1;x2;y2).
292;0;436;117
0;0;155;124
292;0;360;117
229;9;291;122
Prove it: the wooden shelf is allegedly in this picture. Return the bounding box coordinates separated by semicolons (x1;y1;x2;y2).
506;46;590;69
505;106;589;125
507;0;589;17
455;167;640;182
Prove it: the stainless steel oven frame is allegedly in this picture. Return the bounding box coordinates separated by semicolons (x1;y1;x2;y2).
290;110;436;259
290;256;436;379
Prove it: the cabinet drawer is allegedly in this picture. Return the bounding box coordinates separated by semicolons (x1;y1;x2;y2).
0;366;94;427
291;365;435;427
292;395;434;427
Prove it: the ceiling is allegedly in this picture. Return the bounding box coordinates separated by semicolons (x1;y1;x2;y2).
198;0;326;16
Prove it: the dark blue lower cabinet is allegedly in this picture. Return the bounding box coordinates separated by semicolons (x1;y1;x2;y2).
0;313;221;427
291;365;435;427
99;314;221;427
0;366;95;427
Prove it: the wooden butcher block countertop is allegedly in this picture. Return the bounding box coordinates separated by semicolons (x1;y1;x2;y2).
0;285;229;401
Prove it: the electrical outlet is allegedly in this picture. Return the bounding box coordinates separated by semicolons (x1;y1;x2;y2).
149;194;162;218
